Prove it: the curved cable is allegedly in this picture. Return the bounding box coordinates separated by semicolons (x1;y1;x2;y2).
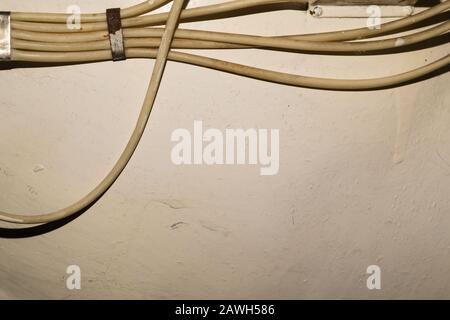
0;0;186;224
10;48;449;90
0;0;449;224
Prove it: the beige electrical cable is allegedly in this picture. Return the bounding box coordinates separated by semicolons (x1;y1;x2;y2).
0;1;449;225
0;0;186;224
11;20;450;53
11;0;308;33
10;48;450;90
11;0;172;23
11;37;243;52
9;0;450;46
10;0;449;39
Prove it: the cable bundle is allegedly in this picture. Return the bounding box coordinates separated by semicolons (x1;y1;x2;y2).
6;0;450;89
0;0;448;225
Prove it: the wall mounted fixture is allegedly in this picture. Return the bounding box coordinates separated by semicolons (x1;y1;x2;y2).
308;0;418;17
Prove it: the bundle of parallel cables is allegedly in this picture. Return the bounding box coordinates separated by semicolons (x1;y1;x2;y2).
0;0;448;225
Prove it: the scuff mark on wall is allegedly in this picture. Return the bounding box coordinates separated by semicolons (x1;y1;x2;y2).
392;85;419;164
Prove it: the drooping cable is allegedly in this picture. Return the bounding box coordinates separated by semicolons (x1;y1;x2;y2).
0;0;448;225
0;0;186;224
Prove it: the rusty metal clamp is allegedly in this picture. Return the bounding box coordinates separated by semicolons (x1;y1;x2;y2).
106;8;126;61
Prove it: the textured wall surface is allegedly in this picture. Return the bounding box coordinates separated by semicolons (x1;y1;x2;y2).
0;0;449;299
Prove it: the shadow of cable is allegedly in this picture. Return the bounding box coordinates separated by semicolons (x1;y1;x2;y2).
0;177;118;238
0;60;108;70
0;206;88;239
416;0;441;7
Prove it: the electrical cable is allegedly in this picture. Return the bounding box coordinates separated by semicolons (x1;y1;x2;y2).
10;20;450;53
0;0;186;224
10;48;449;90
8;0;450;44
11;0;172;23
0;0;448;225
10;0;309;33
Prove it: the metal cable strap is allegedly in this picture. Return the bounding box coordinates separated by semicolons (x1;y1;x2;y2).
0;12;11;61
106;8;126;61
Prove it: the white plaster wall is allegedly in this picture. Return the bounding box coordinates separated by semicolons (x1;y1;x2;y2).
0;0;449;299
